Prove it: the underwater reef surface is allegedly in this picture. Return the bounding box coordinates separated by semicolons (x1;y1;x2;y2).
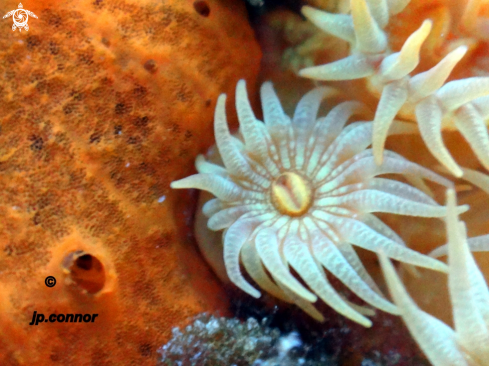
0;0;260;364
157;295;435;366
158;315;284;366
157;314;338;366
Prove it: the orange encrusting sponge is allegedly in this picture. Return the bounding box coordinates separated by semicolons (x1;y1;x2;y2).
0;0;261;364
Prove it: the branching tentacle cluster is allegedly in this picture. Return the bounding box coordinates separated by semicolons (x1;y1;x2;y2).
380;190;489;365
300;0;489;177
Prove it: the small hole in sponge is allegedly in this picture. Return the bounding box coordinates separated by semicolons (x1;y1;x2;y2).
63;251;106;294
76;254;95;270
143;59;157;74
193;1;210;17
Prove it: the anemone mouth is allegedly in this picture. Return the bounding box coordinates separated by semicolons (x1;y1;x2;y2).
270;171;313;217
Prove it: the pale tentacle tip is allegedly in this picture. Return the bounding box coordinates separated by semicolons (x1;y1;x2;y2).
434;261;449;274
441;161;464;178
170;179;184;189
361;318;373;328
234;278;262;299
427;245;447;258
247;288;262;299
298;67;317;79
301;5;321;17
455;204;470;215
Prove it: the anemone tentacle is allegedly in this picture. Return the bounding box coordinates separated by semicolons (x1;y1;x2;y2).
380;189;489;365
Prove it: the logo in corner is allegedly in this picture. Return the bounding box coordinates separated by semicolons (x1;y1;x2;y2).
3;3;38;32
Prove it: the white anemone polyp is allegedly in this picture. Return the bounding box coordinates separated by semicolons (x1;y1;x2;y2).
171;79;464;327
